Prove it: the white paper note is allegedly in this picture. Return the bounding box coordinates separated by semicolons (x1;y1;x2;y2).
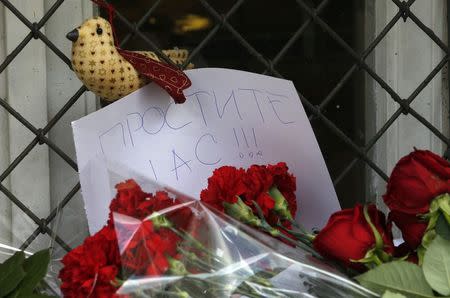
73;68;340;234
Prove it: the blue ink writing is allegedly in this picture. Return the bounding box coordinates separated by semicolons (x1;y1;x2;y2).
195;133;222;165
165;102;192;130
186;91;210;127
142;106;165;135
126;112;143;147
266;91;295;125
171;149;192;181
99;123;126;154
239;88;264;123
213;90;243;120
149;160;158;181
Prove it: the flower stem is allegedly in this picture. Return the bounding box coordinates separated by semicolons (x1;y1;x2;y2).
277;223;315;243
251;200;320;258
362;205;383;250
169;227;224;266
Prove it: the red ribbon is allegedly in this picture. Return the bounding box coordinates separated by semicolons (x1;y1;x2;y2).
91;0;118;46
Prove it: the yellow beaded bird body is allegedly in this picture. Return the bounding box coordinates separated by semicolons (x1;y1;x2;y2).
67;17;192;102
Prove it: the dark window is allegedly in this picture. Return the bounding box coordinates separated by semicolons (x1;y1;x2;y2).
105;0;366;207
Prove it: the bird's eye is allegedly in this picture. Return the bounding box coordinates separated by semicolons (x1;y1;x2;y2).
96;27;103;35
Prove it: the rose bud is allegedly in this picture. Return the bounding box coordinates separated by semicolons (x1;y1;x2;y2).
313;204;394;271
388;210;428;250
383;150;450;215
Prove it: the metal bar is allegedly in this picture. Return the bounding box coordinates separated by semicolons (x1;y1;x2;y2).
446;0;450;160
334;55;450;186
19;183;80;251
0;139;38;183
197;0;390;181
182;0;245;69
391;0;448;53
0;33;33;73
299;92;390;181
310;6;407;119
113;9;178;68
0;97;78;170
0;182;70;251
119;0;164;46
1;0;72;68
294;0;449;146
264;0;331;74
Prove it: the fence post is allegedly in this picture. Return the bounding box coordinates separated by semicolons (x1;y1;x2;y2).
367;0;449;210
0;1;12;251
43;0;94;249
4;0;50;249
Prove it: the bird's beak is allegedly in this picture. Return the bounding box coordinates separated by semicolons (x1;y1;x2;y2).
66;29;79;42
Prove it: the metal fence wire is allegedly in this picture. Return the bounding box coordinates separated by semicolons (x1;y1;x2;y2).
0;0;449;253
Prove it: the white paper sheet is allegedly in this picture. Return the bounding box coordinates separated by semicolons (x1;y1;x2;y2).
73;68;340;234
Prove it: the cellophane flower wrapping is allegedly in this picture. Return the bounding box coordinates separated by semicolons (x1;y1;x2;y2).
1;156;377;297
56;157;377;298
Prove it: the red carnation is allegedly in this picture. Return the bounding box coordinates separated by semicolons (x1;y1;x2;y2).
59;226;121;298
62;179;195;297
243;164;274;202
121;220;180;277
241;163;297;217
200;166;247;211
134;191;193;230
200;162;298;241
268;162;297;216
383;150;450;215
109;180;192;230
108;179;151;224
255;193;276;216
313;204;394;271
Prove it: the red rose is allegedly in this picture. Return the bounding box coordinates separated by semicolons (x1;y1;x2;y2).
388;210;427;250
313;204;394;270
59;226;121;298
200;166;247;211
383;150;450;215
394;242;419;264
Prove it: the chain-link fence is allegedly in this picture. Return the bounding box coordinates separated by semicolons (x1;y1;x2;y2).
0;0;449;256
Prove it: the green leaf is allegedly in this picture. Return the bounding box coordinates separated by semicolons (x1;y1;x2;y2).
382;290;407;298
423;235;450;296
436;213;450;240
0;252;26;297
13;249;51;296
0;251;25;283
356;261;434;298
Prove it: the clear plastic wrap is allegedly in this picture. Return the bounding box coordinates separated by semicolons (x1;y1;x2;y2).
1;157;379;297
66;158;377;297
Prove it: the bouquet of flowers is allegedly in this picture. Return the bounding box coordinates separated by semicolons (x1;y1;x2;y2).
57;149;450;297
198;150;450;297
3;149;448;297
57;159;375;297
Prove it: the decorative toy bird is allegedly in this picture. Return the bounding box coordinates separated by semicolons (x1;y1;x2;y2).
66;17;192;103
